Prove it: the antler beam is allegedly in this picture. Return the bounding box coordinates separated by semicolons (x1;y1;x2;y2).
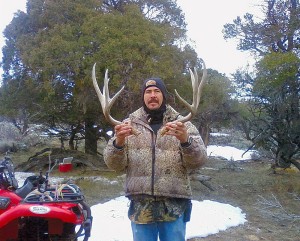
92;59;207;137
161;59;207;135
92;63;125;126
175;59;207;123
92;63;139;136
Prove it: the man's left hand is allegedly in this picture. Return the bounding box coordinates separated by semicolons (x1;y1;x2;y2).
164;121;188;143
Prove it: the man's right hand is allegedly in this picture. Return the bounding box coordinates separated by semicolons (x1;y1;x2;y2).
114;122;133;147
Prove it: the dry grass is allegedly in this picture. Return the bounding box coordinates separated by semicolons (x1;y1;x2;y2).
188;158;300;241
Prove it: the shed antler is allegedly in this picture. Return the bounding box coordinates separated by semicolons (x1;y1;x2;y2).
92;63;139;135
162;59;207;135
92;59;206;137
176;60;207;122
92;63;124;126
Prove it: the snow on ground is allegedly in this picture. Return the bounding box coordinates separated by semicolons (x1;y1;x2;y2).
207;145;256;161
78;196;246;241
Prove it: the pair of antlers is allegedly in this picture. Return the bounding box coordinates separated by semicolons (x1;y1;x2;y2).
92;60;207;134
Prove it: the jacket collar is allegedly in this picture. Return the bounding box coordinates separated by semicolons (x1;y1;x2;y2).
129;105;180;125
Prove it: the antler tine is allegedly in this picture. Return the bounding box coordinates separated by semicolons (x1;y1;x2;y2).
174;59;207;123
92;63;125;126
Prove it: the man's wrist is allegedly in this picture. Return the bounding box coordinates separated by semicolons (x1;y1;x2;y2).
113;140;124;149
180;136;192;147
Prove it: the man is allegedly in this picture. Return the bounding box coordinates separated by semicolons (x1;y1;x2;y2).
104;77;207;241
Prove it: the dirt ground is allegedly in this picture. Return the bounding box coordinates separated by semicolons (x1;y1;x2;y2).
188;158;300;241
9;147;300;241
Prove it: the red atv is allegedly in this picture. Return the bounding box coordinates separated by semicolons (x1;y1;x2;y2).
0;154;92;241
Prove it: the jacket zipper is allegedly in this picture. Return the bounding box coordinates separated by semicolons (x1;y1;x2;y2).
151;132;156;195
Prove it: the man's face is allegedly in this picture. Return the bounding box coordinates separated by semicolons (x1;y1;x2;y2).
143;86;164;110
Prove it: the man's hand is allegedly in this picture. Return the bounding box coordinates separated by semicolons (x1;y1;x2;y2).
164;121;188;143
114;122;133;147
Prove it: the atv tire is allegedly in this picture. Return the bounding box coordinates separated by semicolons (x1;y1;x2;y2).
18;217;48;241
49;223;77;241
18;218;77;241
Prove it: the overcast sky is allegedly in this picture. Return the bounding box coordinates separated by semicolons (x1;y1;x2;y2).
176;0;262;76
0;0;262;79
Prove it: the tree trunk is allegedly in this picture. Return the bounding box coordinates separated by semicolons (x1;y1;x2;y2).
275;143;300;169
198;124;210;147
69;123;83;150
69;127;76;150
69;138;75;150
290;159;300;171
85;118;98;155
60;136;65;150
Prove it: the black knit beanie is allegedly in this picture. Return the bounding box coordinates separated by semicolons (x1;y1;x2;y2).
141;78;167;99
142;77;167;123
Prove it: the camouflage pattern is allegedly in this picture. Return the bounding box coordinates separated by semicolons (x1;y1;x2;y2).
104;105;207;199
128;195;191;224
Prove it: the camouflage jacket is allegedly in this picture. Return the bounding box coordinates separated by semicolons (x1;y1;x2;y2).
104;105;207;199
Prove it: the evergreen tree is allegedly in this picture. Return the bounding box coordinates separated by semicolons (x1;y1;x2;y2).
1;0;199;154
224;0;300;169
